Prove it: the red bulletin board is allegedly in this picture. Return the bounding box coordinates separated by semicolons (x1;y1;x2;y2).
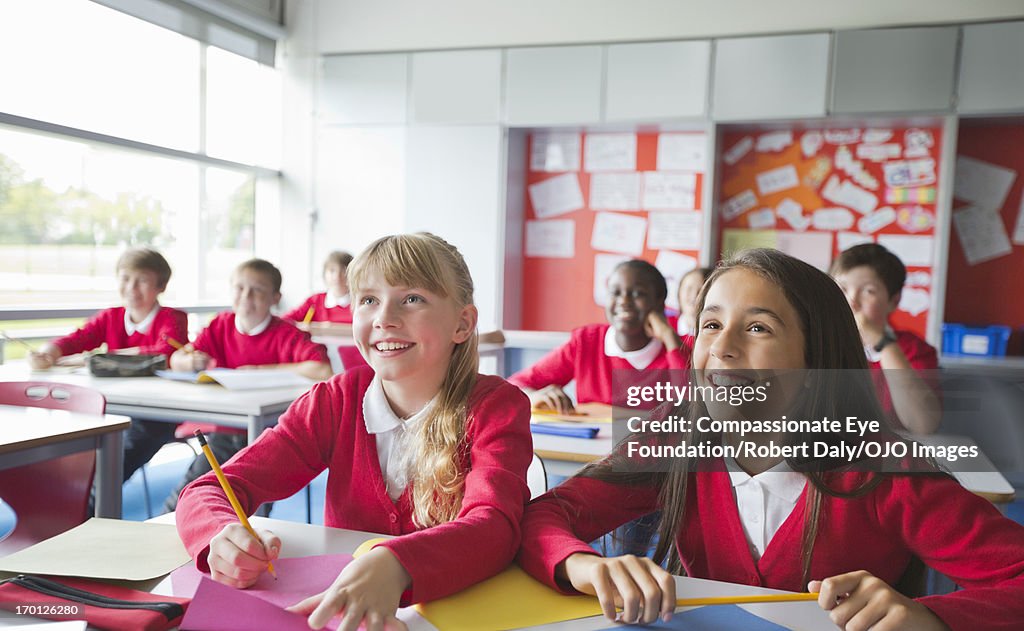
946;122;1024;353
717;126;943;339
521;132;706;331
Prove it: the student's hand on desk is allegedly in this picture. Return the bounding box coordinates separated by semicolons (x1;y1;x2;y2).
529;385;575;414
208;523;281;589
28;350;56;369
562;553;676;625
811;572;950;631
287;547;410;631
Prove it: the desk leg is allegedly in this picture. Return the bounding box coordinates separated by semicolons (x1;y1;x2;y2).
95;431;123;519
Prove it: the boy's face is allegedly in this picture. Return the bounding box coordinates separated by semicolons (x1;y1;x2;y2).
232;267;281;325
833;265;900;326
324;263;349;297
118;268;163;313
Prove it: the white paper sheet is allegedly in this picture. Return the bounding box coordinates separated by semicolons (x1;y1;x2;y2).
589;172;641;210
954;156;1016;211
863;129;894;144
776;231;833;271
877;234;934;267
654;250;699;311
756;131;793;152
856;143;901;161
528;173;584;218
657;133;706;171
952;204;1013;265
591;212;647;256
525;219;575;258
756;164;800;196
837;232;875;252
593;253;632;306
821;175;879;215
1014;195;1024;245
898;287;931;316
857;206;897;234
748;208;777;229
776;198;810;231
723;136;753;165
812;207;855;231
530;132;581;172
647;211;702;250
883;158;936;188
642;172;697;210
904;129;934;158
905;270;932;287
584;133;637;172
721;189;758;221
896;205;935;233
825;129;861;145
801;131;823;157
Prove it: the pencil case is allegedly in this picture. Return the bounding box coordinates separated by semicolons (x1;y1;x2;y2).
88;352;167;377
0;573;190;630
530;423;600;439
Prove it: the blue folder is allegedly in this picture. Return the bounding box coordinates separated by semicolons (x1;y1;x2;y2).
530;423;600;439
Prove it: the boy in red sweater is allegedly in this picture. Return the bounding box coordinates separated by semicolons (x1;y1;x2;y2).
164;258;331;510
29;247;188;485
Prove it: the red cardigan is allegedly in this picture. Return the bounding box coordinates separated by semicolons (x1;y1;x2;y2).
282;293;353;324
517;468;1024;631
176;367;533;604
192;312;328;368
507;323;690;405
54;306;187;357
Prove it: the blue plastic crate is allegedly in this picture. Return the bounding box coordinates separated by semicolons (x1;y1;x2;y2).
942;323;1011;357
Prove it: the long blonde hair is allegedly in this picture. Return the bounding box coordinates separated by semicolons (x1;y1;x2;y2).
347;232;479;527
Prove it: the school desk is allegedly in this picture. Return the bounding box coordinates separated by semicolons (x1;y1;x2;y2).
0;404;129;519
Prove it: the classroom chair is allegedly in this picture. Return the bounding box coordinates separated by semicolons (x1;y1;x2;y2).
0;381;105;555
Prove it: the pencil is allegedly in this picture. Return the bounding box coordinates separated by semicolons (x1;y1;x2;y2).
164;336;185;351
532;408;588;418
675;592;818;607
0;330;36;353
302;306;315;325
194;429;277;579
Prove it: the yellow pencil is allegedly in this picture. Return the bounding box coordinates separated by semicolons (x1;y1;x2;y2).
164;336;185;351
194;429;277;579
675;592;818;607
302;306;315;325
532;408;589;418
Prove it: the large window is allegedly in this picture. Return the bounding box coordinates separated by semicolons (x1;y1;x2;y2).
0;0;280;310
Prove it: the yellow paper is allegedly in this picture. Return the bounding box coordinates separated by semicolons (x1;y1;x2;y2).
721;229;778;259
414;565;603;631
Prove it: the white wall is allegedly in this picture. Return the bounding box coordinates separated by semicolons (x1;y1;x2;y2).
314;0;1024;54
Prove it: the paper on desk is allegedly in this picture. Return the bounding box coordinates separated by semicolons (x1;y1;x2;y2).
157;369;314;391
657;133;706;172
591;212;647;256
180;576;330;631
0;519;189;581
589;172;641;210
525;219;575;258
954;156;1016;211
647;211;701;250
642;172;697;210
584;133;637;172
531;132;581;172
600;604;787;630
953;204;1012;266
415;564;603;631
0;622;87;630
528;173;584;219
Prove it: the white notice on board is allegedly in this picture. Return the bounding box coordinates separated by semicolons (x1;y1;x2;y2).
593;253;632;306
591;212;647;256
528;173;584;219
657;134;706;172
525;219;575;258
722;189;758;221
837;232;875;252
952;204;1012;266
877;234;934;267
821;175;878;215
642;172;697;210
756;165;800;196
655;250;699;311
530;132;582;172
954;156;1016;212
775;232;832;272
590;173;641;210
647;211;702;250
584;134;637;172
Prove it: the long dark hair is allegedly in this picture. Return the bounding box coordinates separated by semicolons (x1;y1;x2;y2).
581;249;892;584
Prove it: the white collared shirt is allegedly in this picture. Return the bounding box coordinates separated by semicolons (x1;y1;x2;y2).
324;292;351;309
603;326;664;370
124;304;160;336
234;314;272;336
362;375;434;500
726;458;807;561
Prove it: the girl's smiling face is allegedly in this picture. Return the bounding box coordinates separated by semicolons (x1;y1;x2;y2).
605;266;662;351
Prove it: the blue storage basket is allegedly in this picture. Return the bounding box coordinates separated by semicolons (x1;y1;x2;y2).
942;324;1011;357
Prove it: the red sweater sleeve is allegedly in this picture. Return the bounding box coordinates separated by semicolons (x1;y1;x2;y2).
517;474;660;593
282;295;317;322
53;308;116;356
508;331;580;391
176;381;339;569
877;475;1024;631
378;379;534;603
141;308;188;356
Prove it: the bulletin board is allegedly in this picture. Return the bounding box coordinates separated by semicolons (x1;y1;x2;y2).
521;132;707;331
945;122;1024;353
716;126;943;339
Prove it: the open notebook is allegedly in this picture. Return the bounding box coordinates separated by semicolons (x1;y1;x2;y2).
155;368;313;391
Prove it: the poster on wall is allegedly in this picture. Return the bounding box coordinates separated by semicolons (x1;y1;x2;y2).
717;126;943;339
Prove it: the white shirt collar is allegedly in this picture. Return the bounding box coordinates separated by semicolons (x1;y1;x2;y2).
124;303;160;336
324;292;351;309
725;457;806;504
603;326;664;370
234;313;272;336
362;375;433;435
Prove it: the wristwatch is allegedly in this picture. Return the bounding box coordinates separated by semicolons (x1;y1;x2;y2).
873;326;897;353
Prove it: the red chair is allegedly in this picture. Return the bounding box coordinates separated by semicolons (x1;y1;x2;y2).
0;381;106;554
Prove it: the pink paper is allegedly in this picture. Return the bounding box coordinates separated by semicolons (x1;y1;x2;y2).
174;554;354;630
